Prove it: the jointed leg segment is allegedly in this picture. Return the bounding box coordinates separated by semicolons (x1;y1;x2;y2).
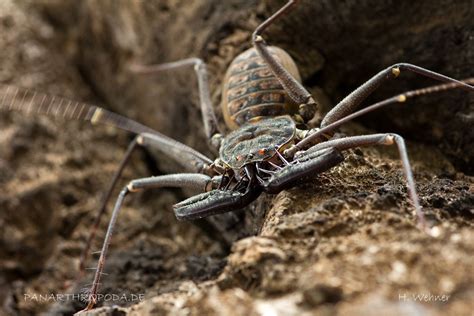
81;55;224;311
81;1;473;310
285;78;474;156
79;131;213;276
304;133;426;229
79;137;139;273
320;63;474;128
82;173;213;311
252;0;474;129
130;58;222;143
252;0;317;121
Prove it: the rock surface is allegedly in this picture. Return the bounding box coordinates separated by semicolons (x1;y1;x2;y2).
0;1;473;315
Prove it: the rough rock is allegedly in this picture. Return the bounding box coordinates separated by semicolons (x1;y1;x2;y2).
1;1;473;315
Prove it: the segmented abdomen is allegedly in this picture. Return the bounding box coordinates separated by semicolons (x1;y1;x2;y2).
221;46;302;129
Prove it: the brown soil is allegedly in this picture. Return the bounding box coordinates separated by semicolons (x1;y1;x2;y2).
1;1;473;316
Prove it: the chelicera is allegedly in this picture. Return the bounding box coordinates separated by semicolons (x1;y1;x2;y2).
1;0;473;311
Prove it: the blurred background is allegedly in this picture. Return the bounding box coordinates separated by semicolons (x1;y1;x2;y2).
0;1;473;314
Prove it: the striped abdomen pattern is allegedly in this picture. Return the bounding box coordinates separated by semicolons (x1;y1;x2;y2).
221;46;302;129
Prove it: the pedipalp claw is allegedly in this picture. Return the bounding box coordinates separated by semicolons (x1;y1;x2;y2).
264;148;344;193
173;187;262;221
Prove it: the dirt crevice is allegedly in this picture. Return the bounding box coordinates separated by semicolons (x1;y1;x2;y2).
0;1;473;315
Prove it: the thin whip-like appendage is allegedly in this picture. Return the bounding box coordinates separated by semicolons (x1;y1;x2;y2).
287;78;474;157
0;84;212;166
0;84;156;134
